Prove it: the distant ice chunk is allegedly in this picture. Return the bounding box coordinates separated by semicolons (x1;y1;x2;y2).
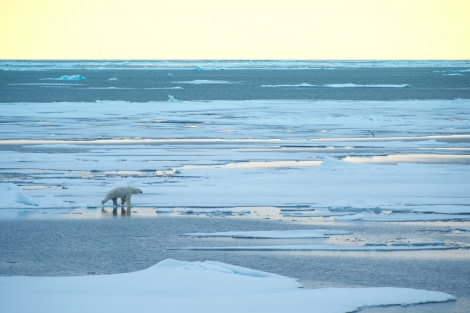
324;83;410;88
434;69;470;76
107;77;118;81
192;66;221;71
168;95;181;102
183;229;352;239
41;74;87;81
172;243;459;252
260;83;317;88
155;168;179;177
260;83;410;88
174;80;233;84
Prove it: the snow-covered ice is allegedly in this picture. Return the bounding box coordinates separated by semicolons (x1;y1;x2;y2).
0;183;71;209
0;259;456;313
0;99;469;223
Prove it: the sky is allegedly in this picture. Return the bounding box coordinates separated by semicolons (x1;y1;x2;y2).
0;0;469;60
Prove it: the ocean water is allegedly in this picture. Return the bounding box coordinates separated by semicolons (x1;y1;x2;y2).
0;60;469;312
1;60;470;102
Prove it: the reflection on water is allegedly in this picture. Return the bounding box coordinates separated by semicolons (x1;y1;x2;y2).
101;208;131;217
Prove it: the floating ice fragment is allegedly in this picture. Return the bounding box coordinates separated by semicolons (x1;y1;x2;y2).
174;79;233;84
324;83;410;88
167;95;181;102
171;243;459;251
260;83;410;88
183;229;352;239
155;168;179;176
260;83;317;88
41;74;87;81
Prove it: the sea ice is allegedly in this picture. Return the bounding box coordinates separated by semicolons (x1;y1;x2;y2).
41;74;87;81
0;99;469;221
0;259;456;313
183;229;352;239
1;60;469;71
171;243;459;252
0;183;38;207
167;95;181;102
0;183;71;210
173;79;234;84
259;83;410;88
324;83;410;88
260;83;317;88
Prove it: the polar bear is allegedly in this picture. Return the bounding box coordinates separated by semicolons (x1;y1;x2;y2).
101;187;143;209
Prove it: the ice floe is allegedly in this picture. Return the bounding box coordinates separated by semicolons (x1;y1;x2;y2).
0;99;469;222
173;79;235;84
171;243;459;252
324;83;410;88
260;83;411;88
260;83;317;88
183;229;352;239
40;74;87;81
0;259;456;313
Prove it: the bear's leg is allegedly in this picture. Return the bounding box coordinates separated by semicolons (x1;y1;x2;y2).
112;198;118;208
126;194;132;210
121;197;126;206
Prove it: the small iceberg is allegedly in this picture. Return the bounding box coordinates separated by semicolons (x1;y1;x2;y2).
168;95;181;102
0;183;72;210
0;183;38;207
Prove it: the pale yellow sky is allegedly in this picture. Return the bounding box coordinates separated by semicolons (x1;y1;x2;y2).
0;0;468;60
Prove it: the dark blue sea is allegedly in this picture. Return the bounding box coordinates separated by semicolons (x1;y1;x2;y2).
1;60;470;102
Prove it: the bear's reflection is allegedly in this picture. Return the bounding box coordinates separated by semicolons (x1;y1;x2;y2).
101;207;131;217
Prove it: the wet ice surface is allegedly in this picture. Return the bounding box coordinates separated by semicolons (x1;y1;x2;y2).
1;65;470;312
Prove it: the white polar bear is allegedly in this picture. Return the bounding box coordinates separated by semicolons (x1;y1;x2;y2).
101;187;143;209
